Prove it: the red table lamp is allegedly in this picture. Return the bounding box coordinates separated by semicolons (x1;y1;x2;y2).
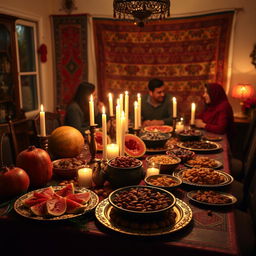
231;83;254;118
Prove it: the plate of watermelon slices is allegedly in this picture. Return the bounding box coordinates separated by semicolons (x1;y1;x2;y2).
14;184;99;221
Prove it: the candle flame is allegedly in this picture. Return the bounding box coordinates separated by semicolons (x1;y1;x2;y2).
172;97;176;102
102;106;105;114
40;104;44;112
90;94;93;101
125;91;128;95
134;101;138;107
137;93;141;98
108;93;112;98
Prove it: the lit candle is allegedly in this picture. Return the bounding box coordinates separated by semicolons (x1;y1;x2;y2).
176;121;184;133
137;93;141;128
134;101;138;129
40;104;46;136
116;100;120;152
146;166;160;177
120;111;125;156
191;102;196;125
124;91;129;132
172;97;177;118
89;95;95;125
78;167;92;188
108;93;114;116
119;93;123;113
106;144;119;160
102;106;107;160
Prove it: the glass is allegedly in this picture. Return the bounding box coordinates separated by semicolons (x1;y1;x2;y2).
146;161;160;177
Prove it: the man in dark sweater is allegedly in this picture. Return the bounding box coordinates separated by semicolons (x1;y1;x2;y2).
141;78;173;126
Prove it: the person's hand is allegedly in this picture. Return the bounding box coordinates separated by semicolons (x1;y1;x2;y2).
195;119;206;128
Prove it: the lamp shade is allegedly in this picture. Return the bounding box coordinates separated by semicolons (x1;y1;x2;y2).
231;84;254;99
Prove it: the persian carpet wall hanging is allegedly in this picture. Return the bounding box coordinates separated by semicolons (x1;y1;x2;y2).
93;11;234;118
52;14;88;108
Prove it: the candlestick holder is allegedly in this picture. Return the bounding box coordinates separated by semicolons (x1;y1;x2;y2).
37;135;50;151
132;128;141;137
108;115;115;142
172;117;178;137
88;124;98;164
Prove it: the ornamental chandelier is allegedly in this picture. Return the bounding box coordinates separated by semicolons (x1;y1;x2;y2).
113;0;171;27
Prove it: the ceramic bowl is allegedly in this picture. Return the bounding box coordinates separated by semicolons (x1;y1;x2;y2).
140;132;171;149
166;148;195;163
177;129;202;141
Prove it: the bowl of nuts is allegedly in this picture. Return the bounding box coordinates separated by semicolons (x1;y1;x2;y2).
140;132;171;149
144;174;182;191
106;156;145;188
177;129;202;141
146;155;181;174
108;185;176;216
166;148;195;163
52;158;87;179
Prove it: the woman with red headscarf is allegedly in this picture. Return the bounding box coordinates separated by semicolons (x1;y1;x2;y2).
195;83;234;141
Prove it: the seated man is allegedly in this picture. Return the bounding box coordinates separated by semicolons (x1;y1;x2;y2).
141;78;173;126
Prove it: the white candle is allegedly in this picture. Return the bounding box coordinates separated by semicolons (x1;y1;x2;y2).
106;144;119;160
102;106;107;160
191;102;196;125
137;93;141;128
172;97;177;118
40;104;46;136
120;111;125;156
116;100;120;152
134;101;138;129
119;93;123;113
146;167;160;177
124;91;129;132
78;167;92;188
89;95;95;125
108;93;114;116
176;122;184;133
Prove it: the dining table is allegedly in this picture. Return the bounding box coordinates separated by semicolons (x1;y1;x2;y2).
0;131;240;256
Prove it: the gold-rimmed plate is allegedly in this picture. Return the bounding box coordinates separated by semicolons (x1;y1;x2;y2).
184;158;223;169
177;141;222;152
95;198;192;236
187;190;237;206
14;186;99;221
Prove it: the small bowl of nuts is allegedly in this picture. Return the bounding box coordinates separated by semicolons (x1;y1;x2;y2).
146;155;181;174
166;148;195;163
144;174;182;191
177;129;202;141
106;156;145;188
52;158;87;179
108;185;176;216
140;132;171;149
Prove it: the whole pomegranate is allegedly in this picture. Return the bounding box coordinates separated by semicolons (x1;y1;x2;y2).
0;166;30;198
16;146;53;188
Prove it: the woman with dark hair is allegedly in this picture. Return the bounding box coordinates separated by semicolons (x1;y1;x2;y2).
195;83;234;140
64;82;102;134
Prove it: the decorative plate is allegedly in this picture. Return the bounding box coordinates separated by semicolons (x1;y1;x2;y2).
184;159;223;169
177;141;222;152
173;169;233;188
187;190;237;206
202;135;223;142
14;186;99;221
95;198;192;236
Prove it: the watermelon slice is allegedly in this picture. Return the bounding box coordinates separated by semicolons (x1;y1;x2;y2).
30;201;47;216
56;183;74;197
46;197;67;216
34;186;55;199
23;196;48;207
66;199;85;214
66;192;90;205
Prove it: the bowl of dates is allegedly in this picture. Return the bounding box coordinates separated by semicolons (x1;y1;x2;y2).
166;148;195;162
106;156;145;188
140;132;170;149
108;185;176;216
52;158;87;178
144;174;182;191
177;129;202;141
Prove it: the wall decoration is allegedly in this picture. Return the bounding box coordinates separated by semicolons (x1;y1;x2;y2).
250;44;256;68
52;14;88;108
93;11;234;119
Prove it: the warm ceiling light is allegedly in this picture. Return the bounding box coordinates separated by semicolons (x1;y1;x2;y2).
231;83;254;99
113;0;171;27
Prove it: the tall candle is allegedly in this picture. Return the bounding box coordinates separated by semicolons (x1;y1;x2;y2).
120;111;125;156
102;106;107;160
124;91;129;132
191;102;196;125
40;104;46;136
137;93;141;128
119;93;123;113
116;100;120;152
78;167;92;188
89;95;95;125
108;93;114;116
134;101;138;129
106;144;119;160
172;97;177;118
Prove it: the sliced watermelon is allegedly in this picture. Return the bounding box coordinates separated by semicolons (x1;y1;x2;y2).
66;198;85;214
30;201;47;216
34;186;55;199
23;196;48;207
46;197;66;216
56;183;74;197
66;192;90;205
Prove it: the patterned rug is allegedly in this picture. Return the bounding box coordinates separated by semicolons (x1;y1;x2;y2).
93;11;234;120
52;14;88;108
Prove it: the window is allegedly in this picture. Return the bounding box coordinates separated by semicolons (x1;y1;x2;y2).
15;20;40;114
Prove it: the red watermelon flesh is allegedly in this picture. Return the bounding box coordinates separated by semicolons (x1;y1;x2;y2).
56;183;74;197
66;192;90;205
30;201;47;216
35;186;55;199
66;199;85;214
46;197;66;216
23;196;48;207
